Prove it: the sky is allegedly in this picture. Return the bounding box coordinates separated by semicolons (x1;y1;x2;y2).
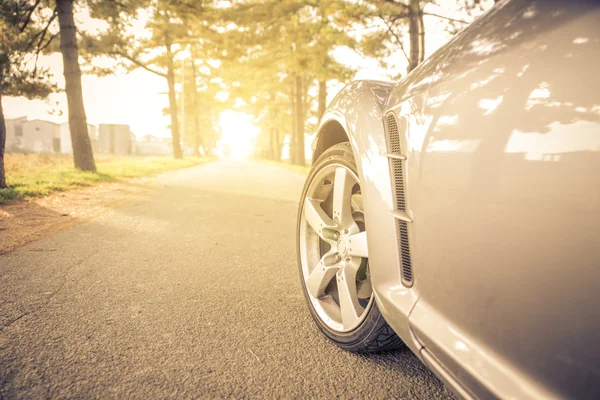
4;53;170;137
3;1;492;142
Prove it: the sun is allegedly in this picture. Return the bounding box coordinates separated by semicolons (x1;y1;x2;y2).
216;110;260;159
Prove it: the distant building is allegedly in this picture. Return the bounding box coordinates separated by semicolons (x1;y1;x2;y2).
4;117;27;151
5;118;102;154
135;134;171;156
98;124;133;155
20;119;61;153
60;123;98;154
4;118;139;156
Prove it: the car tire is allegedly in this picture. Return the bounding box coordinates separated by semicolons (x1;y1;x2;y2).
297;142;404;353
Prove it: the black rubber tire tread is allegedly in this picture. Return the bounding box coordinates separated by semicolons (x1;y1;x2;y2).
297;142;405;353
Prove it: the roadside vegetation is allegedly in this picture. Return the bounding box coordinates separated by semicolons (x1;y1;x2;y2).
0;153;213;204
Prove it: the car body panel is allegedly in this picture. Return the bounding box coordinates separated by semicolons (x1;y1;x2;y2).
401;1;600;399
310;0;600;398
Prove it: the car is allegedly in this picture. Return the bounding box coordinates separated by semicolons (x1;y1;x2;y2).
295;0;600;398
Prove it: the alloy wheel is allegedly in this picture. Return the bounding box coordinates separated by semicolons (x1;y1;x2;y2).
299;163;373;332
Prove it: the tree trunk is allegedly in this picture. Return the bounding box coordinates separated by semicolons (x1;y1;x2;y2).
267;92;279;161
407;0;420;72
269;127;282;161
290;75;297;165
273;127;281;161
268;128;275;160
165;34;183;159
418;9;425;64
0;77;7;189
206;106;214;156
56;0;96;172
318;80;327;121
190;56;205;157
294;75;305;166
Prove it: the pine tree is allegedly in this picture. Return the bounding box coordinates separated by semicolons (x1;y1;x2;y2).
93;1;221;159
216;0;356;165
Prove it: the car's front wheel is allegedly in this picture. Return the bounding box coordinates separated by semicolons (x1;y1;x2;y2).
297;142;403;353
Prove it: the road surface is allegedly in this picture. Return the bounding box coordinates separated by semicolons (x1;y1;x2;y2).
0;160;454;399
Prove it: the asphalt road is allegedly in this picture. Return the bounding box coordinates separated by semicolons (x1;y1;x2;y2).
0;160;454;399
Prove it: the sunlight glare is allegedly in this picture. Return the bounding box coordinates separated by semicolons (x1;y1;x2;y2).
216;110;259;159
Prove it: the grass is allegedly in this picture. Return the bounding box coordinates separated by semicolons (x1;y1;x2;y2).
0;153;214;204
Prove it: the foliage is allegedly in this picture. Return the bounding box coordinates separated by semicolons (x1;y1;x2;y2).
215;0;359;163
0;0;60;189
0;1;58;100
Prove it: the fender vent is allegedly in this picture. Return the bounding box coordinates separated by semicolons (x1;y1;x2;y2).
385;113;413;287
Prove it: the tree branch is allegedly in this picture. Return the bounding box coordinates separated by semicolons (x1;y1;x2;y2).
23;7;58;74
379;15;410;66
36;9;58;53
39;32;59;53
113;51;167;77
20;0;42;32
25;7;57;53
423;12;470;24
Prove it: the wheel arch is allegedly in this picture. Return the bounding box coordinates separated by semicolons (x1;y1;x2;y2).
310;80;394;166
311;119;349;163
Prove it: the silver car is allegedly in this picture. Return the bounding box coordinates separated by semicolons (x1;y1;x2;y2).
296;0;600;398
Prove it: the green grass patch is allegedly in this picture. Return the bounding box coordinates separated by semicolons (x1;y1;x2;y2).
0;154;215;204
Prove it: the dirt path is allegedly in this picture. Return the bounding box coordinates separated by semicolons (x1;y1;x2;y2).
0;177;164;254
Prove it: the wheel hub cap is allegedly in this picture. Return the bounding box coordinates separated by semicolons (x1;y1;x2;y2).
337;236;348;256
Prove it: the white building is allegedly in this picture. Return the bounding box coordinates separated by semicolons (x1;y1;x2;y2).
60;123;98;154
20;119;61;153
4;118;101;154
4;117;27;151
98;124;134;155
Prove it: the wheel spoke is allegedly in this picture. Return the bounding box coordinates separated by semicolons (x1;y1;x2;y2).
306;253;340;298
304;198;337;241
347;231;368;258
332;167;356;231
336;263;362;330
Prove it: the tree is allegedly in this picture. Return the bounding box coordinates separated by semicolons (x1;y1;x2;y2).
5;0;152;174
179;54;223;156
188;56;203;156
0;0;57;188
310;0;356;120
93;1;222;159
56;0;96;171
217;0;356;165
362;0;489;74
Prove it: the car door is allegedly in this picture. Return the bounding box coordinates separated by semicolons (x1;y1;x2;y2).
404;1;600;399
